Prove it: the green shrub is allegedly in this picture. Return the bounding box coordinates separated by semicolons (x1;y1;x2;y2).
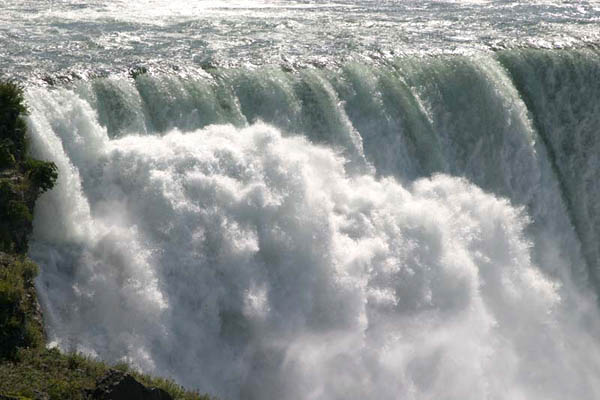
0;81;28;161
0;139;15;169
6;200;32;224
24;158;58;193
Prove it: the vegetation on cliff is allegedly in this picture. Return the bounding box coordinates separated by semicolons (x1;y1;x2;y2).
0;79;211;400
0;80;52;360
0;81;57;254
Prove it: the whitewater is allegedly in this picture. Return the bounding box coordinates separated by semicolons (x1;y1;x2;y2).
3;1;600;399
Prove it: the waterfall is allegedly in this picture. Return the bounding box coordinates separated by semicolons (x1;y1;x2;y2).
25;49;600;399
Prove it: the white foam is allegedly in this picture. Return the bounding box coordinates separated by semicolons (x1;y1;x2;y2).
26;87;600;399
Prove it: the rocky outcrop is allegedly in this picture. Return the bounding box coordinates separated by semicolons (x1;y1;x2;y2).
88;370;174;400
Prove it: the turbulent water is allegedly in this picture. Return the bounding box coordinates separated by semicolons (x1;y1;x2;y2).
3;0;600;79
3;1;600;399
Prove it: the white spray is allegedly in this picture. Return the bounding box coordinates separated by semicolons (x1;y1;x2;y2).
25;60;600;399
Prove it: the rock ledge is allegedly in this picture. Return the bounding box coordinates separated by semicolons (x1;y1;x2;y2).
88;369;173;400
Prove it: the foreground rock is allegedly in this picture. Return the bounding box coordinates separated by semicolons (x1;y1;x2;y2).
88;369;173;400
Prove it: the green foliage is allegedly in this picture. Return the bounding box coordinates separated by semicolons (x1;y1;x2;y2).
0;255;43;360
0;139;16;169
24;158;58;193
0;81;28;162
0;80;58;250
0;348;104;400
6;200;32;224
0;347;214;400
0;81;27;117
0;179;32;252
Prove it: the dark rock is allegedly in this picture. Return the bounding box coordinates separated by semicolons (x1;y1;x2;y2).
128;66;148;79
88;369;173;400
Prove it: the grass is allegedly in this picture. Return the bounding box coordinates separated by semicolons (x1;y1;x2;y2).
0;347;212;400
